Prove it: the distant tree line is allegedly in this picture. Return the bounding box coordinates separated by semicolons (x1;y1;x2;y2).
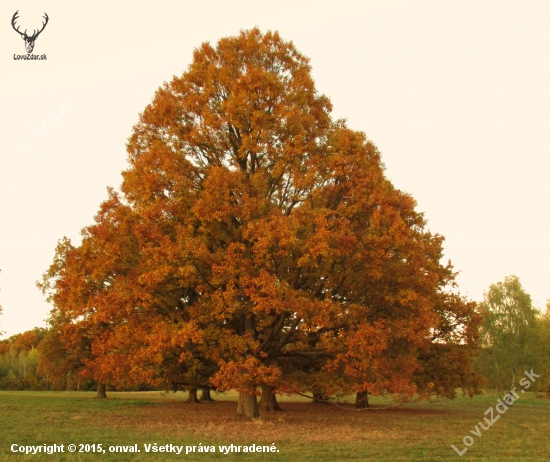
0;328;150;392
0;329;47;390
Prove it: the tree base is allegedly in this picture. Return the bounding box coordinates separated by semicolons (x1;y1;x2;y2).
259;385;284;418
199;387;215;402
186;387;201;403
311;392;329;404
237;391;259;419
355;390;370;409
96;382;107;399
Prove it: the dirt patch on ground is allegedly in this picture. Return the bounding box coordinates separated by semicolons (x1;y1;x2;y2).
107;400;452;444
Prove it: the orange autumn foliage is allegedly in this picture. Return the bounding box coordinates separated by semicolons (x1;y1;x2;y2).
39;29;481;417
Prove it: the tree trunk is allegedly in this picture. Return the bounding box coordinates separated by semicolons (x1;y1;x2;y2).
236;391;259;419
355;390;370;409
96;382;107;399
259;385;283;417
199;386;215;402
312;392;328;403
186;387;200;403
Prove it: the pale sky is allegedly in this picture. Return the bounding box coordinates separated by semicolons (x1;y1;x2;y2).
1;0;549;338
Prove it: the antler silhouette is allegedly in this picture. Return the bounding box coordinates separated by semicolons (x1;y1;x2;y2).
12;11;49;53
11;11;21;35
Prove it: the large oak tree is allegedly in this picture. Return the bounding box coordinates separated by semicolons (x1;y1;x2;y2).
40;29;481;418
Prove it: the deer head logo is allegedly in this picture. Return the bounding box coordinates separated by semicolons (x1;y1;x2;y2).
11;11;49;54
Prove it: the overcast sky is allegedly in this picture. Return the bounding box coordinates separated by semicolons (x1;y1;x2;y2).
1;0;549;338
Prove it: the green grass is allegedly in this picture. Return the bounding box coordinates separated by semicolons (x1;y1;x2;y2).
1;390;549;461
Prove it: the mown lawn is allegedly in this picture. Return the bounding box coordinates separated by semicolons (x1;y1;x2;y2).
0;390;548;461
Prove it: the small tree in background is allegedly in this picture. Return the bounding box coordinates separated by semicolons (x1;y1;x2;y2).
476;275;540;392
535;301;550;395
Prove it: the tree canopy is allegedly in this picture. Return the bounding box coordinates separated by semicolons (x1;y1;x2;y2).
476;275;541;392
39;28;482;418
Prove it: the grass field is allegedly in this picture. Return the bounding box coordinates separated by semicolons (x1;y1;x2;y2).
1;390;549;461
